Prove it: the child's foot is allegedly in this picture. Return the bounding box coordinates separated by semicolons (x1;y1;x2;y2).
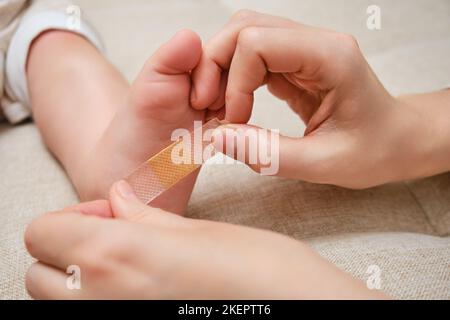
78;30;205;214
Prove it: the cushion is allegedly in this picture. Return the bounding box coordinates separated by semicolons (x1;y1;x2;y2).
1;0;449;299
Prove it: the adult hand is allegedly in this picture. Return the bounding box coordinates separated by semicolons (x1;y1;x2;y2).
24;181;385;299
191;10;450;188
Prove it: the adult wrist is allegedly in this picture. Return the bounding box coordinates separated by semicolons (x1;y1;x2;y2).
393;92;450;180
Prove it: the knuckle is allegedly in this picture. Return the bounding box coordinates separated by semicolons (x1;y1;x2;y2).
231;9;258;23
75;229;123;277
23;214;52;255
237;26;263;49
335;33;361;60
95;231;126;259
75;246;110;279
329;33;364;77
339;33;360;49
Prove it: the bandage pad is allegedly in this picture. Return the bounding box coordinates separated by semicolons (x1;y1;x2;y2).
125;118;223;204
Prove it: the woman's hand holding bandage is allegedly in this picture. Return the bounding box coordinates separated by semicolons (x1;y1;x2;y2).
192;10;450;188
24;181;385;299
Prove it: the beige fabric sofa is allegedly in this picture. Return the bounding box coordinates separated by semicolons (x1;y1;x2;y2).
1;0;449;299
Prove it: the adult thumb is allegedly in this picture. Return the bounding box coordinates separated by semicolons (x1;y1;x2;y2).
109;180;152;221
109;180;187;226
211;124;283;176
211;124;331;181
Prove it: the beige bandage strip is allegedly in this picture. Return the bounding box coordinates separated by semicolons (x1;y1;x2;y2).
125;118;223;204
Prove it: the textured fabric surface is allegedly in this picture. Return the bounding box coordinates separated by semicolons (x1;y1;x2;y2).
0;124;78;299
407;174;450;237
307;233;450;300
190;164;439;238
1;0;450;299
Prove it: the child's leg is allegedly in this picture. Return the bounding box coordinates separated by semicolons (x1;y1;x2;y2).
27;30;204;214
28;31;127;184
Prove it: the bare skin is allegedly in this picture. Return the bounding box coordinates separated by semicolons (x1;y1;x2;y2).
192;10;450;188
23;11;450;299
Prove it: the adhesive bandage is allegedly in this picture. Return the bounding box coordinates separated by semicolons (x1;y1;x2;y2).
125;118;224;204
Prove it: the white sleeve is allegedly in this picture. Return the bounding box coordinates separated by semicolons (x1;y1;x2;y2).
3;0;103;123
